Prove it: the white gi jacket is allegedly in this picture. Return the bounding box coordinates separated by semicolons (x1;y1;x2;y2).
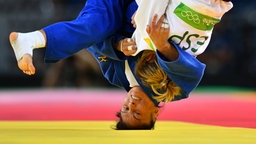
132;0;233;56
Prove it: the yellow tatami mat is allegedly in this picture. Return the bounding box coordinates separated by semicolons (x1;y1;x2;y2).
0;121;255;144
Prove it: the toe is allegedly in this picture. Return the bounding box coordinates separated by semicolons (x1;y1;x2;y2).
28;64;36;75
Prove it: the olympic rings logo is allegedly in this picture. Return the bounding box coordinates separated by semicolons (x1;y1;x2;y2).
181;11;200;24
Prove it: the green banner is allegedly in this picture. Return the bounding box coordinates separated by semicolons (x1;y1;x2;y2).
174;2;220;31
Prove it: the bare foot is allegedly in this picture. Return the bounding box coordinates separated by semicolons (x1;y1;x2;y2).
18;54;36;75
9;32;35;75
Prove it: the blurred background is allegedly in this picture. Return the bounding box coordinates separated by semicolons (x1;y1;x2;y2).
0;0;255;90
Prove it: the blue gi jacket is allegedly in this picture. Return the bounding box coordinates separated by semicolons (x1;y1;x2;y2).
88;37;205;106
42;0;205;105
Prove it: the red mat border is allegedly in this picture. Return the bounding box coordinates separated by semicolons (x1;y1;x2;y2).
0;89;255;128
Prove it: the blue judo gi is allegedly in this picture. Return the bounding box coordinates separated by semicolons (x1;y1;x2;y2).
88;38;205;105
42;0;205;105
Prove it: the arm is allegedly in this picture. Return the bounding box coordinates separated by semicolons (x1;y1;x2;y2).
156;41;206;100
148;14;205;100
146;14;179;61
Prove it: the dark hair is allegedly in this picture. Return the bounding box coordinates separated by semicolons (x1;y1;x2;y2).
114;111;156;130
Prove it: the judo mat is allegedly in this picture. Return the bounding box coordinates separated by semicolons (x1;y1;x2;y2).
0;88;255;143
